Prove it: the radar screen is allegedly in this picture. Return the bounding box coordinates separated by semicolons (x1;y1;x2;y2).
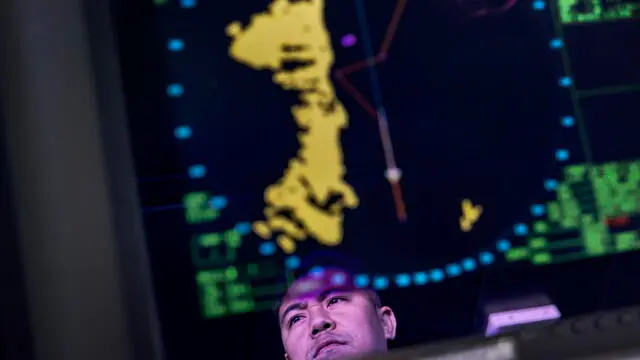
126;0;640;321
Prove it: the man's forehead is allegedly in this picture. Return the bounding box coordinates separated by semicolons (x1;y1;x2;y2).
284;269;357;299
278;269;360;314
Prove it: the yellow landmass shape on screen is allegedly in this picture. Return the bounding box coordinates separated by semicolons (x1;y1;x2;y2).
226;0;358;254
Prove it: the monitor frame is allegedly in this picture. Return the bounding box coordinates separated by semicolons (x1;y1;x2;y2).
0;0;164;359
0;106;34;360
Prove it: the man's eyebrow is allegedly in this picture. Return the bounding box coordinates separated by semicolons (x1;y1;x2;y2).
280;302;305;325
319;288;348;300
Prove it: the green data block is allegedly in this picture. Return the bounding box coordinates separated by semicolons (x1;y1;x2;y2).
506;247;529;262
616;232;640;253
532;252;552;265
191;233;239;268
533;221;550;234
529;237;547;250
184;192;220;224
582;215;607;256
557;0;640;25
502;160;640;267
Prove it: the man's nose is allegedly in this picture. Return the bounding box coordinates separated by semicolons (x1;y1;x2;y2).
309;308;335;337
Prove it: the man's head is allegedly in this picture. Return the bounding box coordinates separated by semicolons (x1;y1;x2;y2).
277;269;397;360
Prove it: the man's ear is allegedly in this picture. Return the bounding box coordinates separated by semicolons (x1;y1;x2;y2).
284;353;289;360
377;306;397;340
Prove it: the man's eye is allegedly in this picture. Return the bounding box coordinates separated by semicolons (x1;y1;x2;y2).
288;315;302;327
327;296;347;306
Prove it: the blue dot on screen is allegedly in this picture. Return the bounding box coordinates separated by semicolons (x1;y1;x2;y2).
496;239;511;252
180;0;196;8
285;256;301;269
445;264;462;277
258;242;276;256
413;272;428;285
462;258;477;271
174;125;192;139
395;273;411;288
188;164;206;178
309;266;324;277
372;276;389;290
549;38;563;49
530;204;546;216
167;83;184;97
533;0;546;10
544;179;558;191
559;77;573;87
555;149;570;161
235;222;252;235
561;116;575;127
430;269;444;282
331;273;346;286
354;274;370;288
479;251;494;265
210;196;228;209
514;223;529;236
168;39;185;52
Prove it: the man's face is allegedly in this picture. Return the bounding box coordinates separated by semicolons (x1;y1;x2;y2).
278;277;397;360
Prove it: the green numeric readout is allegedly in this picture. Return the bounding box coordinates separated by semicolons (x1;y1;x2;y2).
558;0;639;25
507;160;640;265
196;262;288;318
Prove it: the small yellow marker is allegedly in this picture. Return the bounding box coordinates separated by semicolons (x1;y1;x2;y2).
459;199;483;232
